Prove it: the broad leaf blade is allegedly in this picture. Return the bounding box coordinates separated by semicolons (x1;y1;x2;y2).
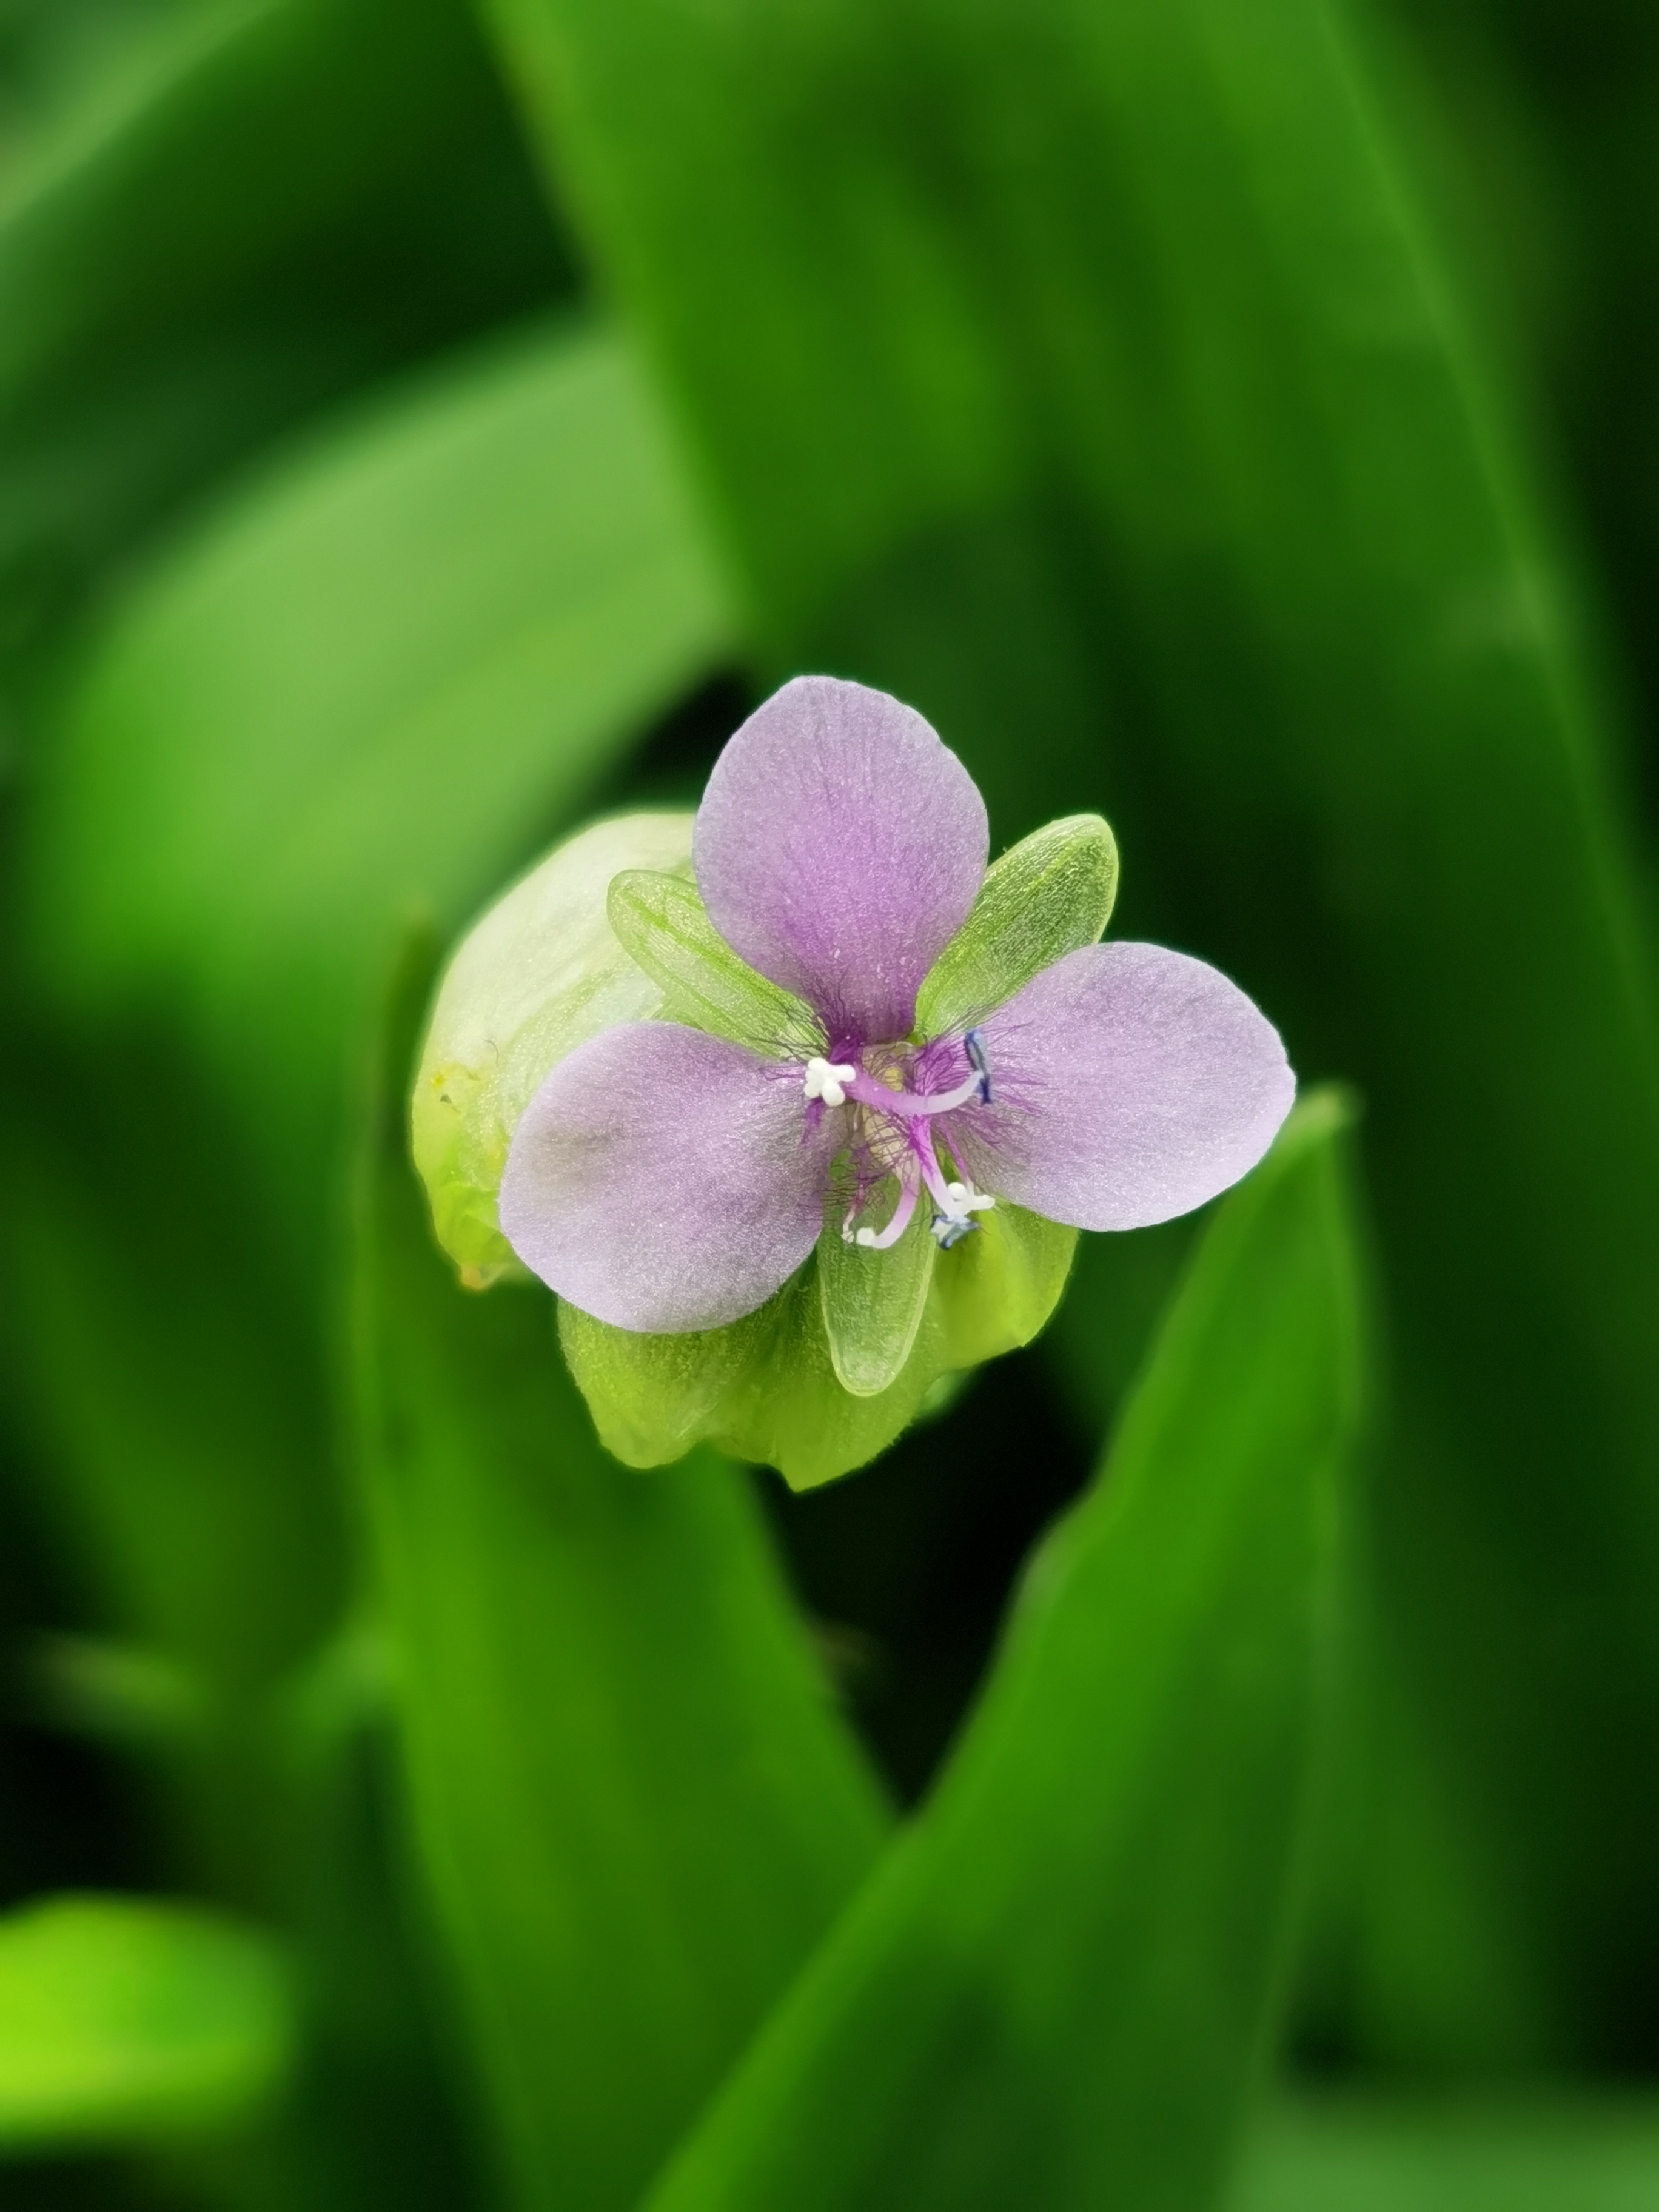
12;314;736;1690
351;939;890;2211
646;1092;1366;2211
31;315;736;1265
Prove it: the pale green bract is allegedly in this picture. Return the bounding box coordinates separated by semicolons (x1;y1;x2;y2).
560;1202;1076;1490
412;812;694;1285
413;809;1119;1483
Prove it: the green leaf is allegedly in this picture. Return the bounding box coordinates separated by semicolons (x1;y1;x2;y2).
0;1895;293;2154
916;814;1118;1038
352;936;890;2211
608;868;823;1056
560;1198;1072;1490
816;1195;937;1399
643;1093;1364;2212
1041;1217;1198;1442
0;0;570;691
1228;2094;1659;2212
414;812;694;1283
1376;3;1659;840
11;313;736;1693
485;0;1659;2058
31;315;736;1268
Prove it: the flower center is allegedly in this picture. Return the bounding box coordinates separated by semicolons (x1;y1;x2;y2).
800;1030;997;1253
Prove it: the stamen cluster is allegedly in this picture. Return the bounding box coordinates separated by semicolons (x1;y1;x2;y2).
802;1033;997;1251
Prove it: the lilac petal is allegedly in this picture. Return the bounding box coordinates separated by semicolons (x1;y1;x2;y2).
953;943;1295;1230
694;675;989;1043
499;1022;834;1332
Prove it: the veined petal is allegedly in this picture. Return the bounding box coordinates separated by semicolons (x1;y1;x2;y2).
954;943;1295;1230
499;1023;834;1331
693;675;988;1041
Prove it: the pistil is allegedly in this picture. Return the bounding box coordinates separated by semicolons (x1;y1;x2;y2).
852;1174;921;1250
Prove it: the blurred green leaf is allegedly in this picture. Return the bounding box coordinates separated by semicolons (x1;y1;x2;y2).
28;1635;215;1753
0;1894;293;2154
1228;2093;1659;2212
644;1091;1364;2212
0;315;743;2212
1042;1214;1200;1444
1370;0;1659;825
0;0;570;698
487;0;1659;2063
32;314;736;1259
349;936;890;2212
0;1038;343;1722
8;314;737;1711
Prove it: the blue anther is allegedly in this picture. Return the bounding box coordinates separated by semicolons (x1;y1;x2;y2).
931;1212;980;1250
964;1028;993;1104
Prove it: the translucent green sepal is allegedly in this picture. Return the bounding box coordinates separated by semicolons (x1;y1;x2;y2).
559;1203;1078;1490
916;813;1119;1037
607;867;823;1057
412;812;692;1285
816;1183;936;1397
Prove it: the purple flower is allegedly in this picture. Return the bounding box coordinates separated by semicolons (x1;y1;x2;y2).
499;678;1295;1334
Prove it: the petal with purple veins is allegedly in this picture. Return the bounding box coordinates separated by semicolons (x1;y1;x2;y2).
500;1023;836;1332
693;675;989;1042
952;943;1295;1231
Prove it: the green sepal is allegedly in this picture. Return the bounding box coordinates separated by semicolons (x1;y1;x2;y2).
607;868;823;1057
816;1182;936;1398
412;812;692;1284
555;1305;766;1470
916;813;1118;1037
560;1202;1076;1490
929;1199;1079;1367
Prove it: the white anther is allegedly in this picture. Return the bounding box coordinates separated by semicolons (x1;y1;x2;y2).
944;1180;996;1216
855;1227;878;1248
803;1055;857;1109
